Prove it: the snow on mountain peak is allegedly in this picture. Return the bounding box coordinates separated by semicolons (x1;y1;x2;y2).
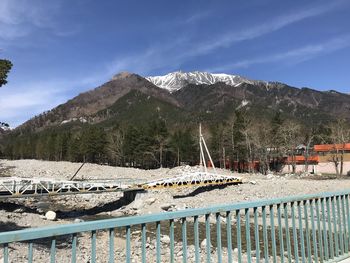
146;71;260;92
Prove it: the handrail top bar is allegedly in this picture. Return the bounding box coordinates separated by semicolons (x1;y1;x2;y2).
1;189;349;244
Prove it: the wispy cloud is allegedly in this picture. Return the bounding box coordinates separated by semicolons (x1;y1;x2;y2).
185;1;347;57
207;34;350;72
0;0;76;46
107;1;348;76
107;37;190;76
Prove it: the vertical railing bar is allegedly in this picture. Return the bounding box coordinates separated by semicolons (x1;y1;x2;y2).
326;197;334;259
316;199;324;262
270;205;277;263
310;200;318;263
297;201;305;262
126;226;131;263
254;207;260;263
337;196;344;255
303;200;312;263
245;208;251;263
284;203;292;263
72;234;77;263
322;198;329;261
28;242;33;263
291;202;299;262
236;209;242;263
3;243;9;263
227;211;233;263
194;216;200;263
108;229;114;263
91;231;96;263
205;214;211;263
277;204;284;263
216;213;222;263
182;218;187;263
341;196;348;254
327;197;334;259
346;195;350;253
141;223;147;263
332;197;339;257
50;238;56;263
262;205;269;263
156;221;161;263
169;220;175;263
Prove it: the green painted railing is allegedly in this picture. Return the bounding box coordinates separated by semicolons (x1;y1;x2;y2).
1;190;350;262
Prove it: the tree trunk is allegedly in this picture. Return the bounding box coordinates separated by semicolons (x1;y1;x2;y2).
159;144;163;168
177;147;180;166
340;151;344;176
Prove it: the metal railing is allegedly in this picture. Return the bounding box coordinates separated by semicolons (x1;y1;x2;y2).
1;190;350;262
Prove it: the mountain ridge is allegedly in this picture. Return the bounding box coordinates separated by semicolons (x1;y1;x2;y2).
12;71;350;132
146;71;268;92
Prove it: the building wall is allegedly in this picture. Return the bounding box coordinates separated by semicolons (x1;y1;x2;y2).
318;153;350;163
282;161;350;175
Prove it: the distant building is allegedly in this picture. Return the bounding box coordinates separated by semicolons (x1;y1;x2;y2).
314;143;350;162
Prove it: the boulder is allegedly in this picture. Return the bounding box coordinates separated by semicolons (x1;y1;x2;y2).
201;238;212;249
160;235;171;244
160;203;175;211
144;198;156;205
45;211;56;221
131;199;144;210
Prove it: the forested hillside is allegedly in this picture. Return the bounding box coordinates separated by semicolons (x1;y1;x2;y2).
1;71;350;171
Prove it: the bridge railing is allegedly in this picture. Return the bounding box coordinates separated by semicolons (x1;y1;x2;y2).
1;190;350;262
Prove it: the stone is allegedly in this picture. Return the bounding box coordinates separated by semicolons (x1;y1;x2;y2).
131;199;144;210
249;180;257;185
144;198;156;205
74;218;84;223
112;210;125;217
201;239;211;249
160;235;171;244
160;203;175;211
45;211;56;221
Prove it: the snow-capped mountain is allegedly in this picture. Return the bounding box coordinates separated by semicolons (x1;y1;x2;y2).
146;71;265;92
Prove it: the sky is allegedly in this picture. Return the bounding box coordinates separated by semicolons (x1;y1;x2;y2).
1;0;350;127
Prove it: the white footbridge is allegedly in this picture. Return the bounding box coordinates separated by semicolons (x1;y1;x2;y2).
0;125;242;199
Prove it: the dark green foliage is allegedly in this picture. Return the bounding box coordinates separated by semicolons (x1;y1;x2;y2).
0;59;12;87
169;128;197;166
80;127;107;163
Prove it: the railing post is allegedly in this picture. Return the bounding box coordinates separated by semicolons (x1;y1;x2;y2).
253;207;260;263
141;223;147;263
226;211;233;263
182;218;187;263
245;208;251;263
291;202;299;262
205;214;211;263
194;216;200;263
236;209;242;263
277;204;284;263
215;213;222;263
303;200;312;263
310;199;318;262
262;206;268;263
327;197;334;259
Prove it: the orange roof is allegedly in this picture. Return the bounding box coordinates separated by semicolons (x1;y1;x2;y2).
286;156;319;163
314;143;350;152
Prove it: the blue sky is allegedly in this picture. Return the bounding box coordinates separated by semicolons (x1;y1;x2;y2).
1;0;350;127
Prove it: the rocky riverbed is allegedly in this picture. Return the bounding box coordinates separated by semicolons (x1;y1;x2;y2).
1;159;350;262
